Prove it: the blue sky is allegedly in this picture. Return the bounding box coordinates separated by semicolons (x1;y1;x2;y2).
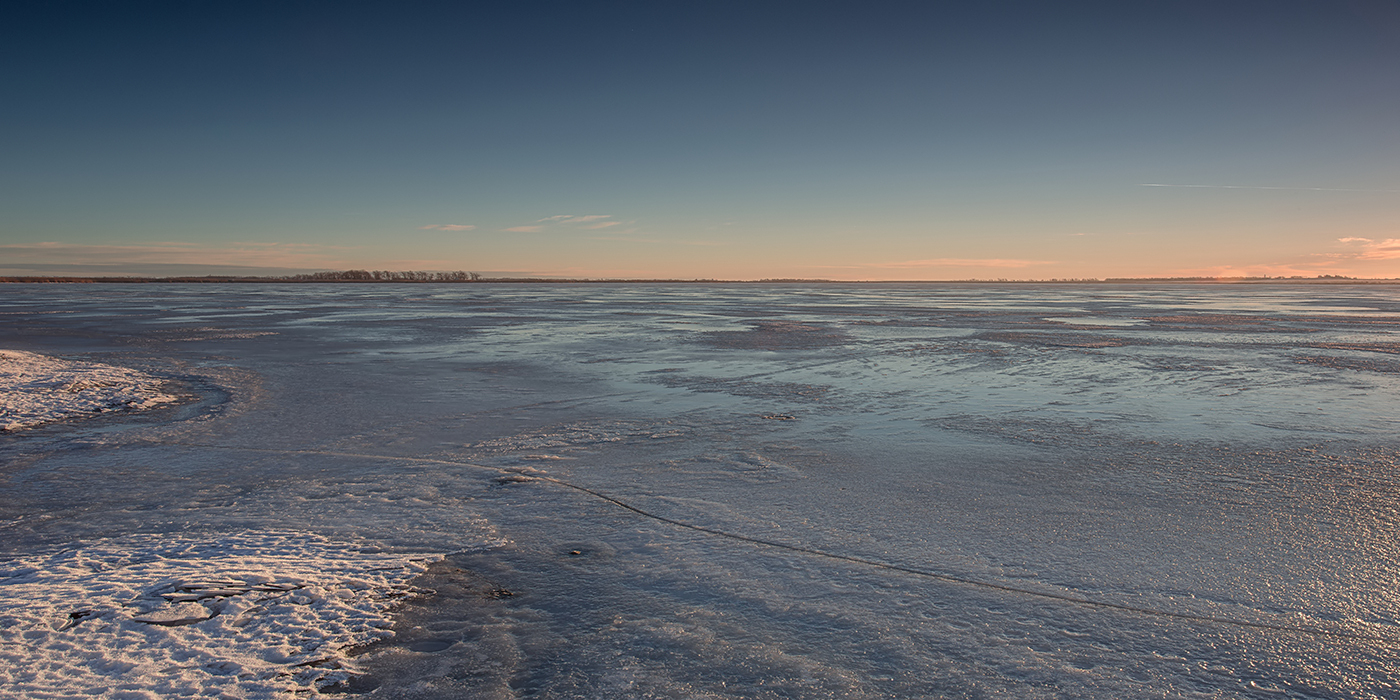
3;1;1399;278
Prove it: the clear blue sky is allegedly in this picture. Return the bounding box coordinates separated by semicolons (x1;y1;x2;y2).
3;1;1398;279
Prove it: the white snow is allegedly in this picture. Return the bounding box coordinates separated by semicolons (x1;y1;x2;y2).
0;350;181;431
0;531;439;699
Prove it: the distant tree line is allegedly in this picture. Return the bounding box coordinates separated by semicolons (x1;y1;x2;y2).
1102;275;1357;282
284;270;482;282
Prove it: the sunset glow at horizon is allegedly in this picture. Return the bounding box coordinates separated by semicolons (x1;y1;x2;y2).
3;2;1398;280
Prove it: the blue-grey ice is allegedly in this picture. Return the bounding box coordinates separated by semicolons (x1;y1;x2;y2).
2;283;1398;698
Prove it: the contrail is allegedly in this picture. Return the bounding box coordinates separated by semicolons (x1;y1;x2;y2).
1140;183;1400;193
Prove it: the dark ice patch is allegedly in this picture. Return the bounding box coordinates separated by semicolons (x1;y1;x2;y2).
649;374;832;402
927;414;1116;448
697;321;851;351
1294;355;1400;373
1304;342;1400;355
408;639;454;652
976;331;1141;349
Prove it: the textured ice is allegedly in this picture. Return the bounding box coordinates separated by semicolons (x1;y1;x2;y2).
2;283;1399;698
0;350;179;431
0;531;437;698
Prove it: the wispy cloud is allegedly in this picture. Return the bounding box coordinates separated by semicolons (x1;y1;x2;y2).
418;224;476;231
505;214;625;233
1336;237;1400;260
532;214;612;224
1140;183;1400;193
1168;239;1400;279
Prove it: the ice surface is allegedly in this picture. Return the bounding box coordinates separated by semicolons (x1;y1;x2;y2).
2;283;1399;698
0;349;180;431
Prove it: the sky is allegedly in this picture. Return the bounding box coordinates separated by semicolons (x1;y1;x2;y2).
2;0;1399;280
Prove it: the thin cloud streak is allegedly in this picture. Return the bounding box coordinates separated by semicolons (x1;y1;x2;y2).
505;214;628;234
1140;183;1400;193
419;224;476;231
533;214;613;225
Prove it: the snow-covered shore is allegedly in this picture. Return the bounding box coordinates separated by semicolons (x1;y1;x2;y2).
0;350;181;431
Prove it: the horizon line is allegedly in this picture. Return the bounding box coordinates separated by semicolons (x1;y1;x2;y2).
3;273;1397;285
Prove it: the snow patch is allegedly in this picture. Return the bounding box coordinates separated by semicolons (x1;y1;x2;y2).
0;350;181;431
0;531;439;698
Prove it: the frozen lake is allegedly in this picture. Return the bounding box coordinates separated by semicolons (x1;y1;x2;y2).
2;283;1398;698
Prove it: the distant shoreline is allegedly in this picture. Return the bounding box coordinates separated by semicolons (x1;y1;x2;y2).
2;274;1398;285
